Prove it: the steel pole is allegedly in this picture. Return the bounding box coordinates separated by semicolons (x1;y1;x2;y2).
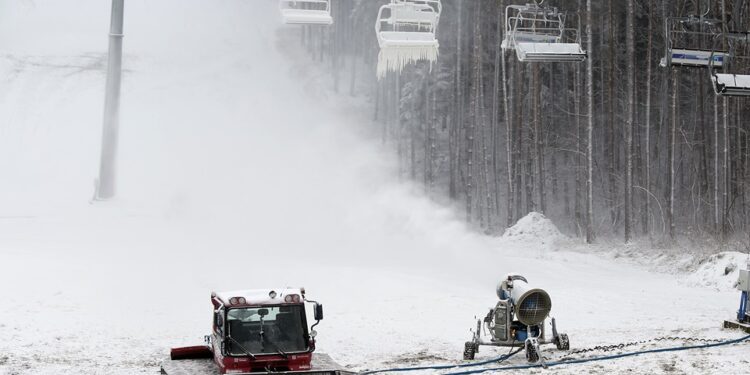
96;0;124;200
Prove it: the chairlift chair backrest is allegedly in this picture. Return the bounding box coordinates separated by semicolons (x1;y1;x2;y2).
279;0;333;25
502;3;586;62
376;0;441;38
662;16;725;67
502;4;564;50
375;0;442;78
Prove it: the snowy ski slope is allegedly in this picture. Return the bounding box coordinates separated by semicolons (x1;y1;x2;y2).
0;1;747;374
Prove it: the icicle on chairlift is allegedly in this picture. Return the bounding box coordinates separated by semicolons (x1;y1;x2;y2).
375;0;442;78
660;1;727;68
709;32;750;97
501;0;586;63
279;0;333;26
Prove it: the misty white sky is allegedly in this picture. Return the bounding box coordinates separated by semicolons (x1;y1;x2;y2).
0;0;487;274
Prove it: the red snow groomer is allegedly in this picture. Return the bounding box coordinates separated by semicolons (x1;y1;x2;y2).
161;288;351;375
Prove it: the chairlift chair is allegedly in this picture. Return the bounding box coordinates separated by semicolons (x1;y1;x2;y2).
712;73;750;96
661;9;727;68
502;3;586;63
709;33;750;97
279;0;333;25
375;0;442;78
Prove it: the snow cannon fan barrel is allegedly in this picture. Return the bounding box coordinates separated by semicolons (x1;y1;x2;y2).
497;274;552;326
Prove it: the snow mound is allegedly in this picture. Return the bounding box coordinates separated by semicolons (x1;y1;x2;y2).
502;212;565;246
687;251;750;291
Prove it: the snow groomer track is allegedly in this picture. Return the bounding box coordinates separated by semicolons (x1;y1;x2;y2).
161;354;352;375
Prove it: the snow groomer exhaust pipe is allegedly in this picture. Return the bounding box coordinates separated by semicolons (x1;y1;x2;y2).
497;274;552;326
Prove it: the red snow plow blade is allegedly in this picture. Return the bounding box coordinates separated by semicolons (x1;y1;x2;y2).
170;345;213;360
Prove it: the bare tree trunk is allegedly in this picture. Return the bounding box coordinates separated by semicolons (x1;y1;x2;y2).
465;2;475;223
500;5;514;227
721;0;729;238
450;1;464;200
575;62;583;234
396;74;405;178
669;69;678;239
699;76;709;227
474;3;493;229
429;86;437;194
384;76;391;144
738;99;745;232
608;0;618;228
586;0;595;243
514;63;524;217
526;67;535;213
374;78;381;122
723;97;729;236
492;7;503;222
643;0;654;236
423;77;430;190
624;0;635;242
533;63;545;214
714;95;720;234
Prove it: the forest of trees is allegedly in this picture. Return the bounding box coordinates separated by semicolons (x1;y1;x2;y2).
298;0;750;244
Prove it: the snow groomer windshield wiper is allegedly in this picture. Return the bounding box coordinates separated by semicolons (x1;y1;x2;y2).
260;332;288;359
226;335;257;360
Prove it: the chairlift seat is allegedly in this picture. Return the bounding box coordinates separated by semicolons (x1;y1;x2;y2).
661;48;727;68
378;31;438;48
713;73;750;96
502;4;585;62
280;9;332;25
279;0;332;25
502;32;560;50
515;42;586;62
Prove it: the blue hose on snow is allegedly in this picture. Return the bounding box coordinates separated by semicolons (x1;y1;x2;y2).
359;347;523;375
446;334;750;375
360;334;750;375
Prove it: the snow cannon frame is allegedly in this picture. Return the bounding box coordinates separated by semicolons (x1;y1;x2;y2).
464;274;568;363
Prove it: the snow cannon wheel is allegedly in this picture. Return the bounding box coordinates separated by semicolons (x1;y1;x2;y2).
463;341;477;360
524;341;539;363
555;333;570;351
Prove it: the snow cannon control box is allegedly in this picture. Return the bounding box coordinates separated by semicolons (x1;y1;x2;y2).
739;269;750;293
724;266;750;333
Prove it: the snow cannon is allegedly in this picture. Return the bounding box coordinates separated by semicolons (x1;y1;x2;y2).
724;261;750;333
464;274;568;363
497;276;552;327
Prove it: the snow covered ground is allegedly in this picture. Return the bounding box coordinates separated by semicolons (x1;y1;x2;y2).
0;1;749;374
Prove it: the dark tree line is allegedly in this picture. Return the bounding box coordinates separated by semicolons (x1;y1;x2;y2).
299;0;750;243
